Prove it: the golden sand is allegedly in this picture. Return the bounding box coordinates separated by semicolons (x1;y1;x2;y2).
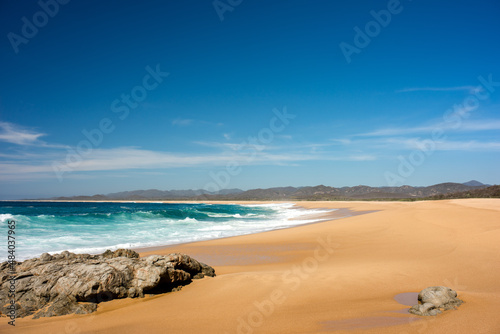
2;199;500;333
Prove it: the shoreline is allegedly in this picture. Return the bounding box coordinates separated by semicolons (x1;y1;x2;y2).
2;199;500;333
0;201;355;262
131;205;374;256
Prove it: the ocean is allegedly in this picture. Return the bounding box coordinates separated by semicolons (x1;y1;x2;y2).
0;201;334;262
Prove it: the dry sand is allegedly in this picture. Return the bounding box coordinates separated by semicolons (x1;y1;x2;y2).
2;199;500;333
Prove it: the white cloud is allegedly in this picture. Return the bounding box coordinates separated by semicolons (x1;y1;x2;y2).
0;121;46;145
193;141;247;151
396;85;482;94
171;118;194;126
359;126;433;137
0;144;381;181
358;120;500;137
321;154;377;161
408;139;500;151
330;138;351;145
277;135;293;140
459;120;500;131
171;118;223;127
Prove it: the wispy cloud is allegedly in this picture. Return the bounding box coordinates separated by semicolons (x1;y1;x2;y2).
396;85;482;94
193;141;253;151
0;143;380;181
330;136;500;153
0;121;46;146
335;155;376;161
358;120;500;137
194;140;338;153
0;121;68;149
13;114;499;183
171;118;194;126
359;126;432;137
278;135;293;140
171;118;224;127
408;139;500;151
330;138;351;145
460;120;500;131
0;151;62;160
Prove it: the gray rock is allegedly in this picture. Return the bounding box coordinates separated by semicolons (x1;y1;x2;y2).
409;286;463;316
0;249;215;319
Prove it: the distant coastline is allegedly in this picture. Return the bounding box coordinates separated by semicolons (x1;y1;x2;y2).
16;181;499;202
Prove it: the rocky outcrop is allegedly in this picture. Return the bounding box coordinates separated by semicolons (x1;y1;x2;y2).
409;286;463;316
0;249;215;319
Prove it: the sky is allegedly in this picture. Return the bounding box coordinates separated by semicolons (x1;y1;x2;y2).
0;0;499;199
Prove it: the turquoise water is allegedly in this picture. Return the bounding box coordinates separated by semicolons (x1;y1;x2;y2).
0;201;334;262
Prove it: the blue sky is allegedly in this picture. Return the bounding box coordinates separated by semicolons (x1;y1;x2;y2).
1;0;499;199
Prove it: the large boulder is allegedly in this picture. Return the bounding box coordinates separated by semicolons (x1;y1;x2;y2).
0;249;215;319
409;286;463;316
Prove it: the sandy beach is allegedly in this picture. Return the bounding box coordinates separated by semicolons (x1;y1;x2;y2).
2;199;500;333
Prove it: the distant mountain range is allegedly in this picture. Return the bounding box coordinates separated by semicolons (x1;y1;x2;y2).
48;181;497;201
427;184;500;200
